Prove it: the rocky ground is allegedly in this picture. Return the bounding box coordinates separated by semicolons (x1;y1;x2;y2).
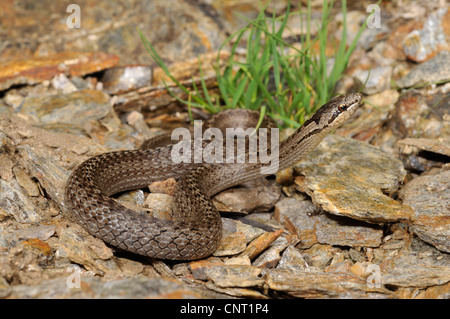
0;0;449;299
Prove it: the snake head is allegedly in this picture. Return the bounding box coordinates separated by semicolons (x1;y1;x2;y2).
303;93;362;131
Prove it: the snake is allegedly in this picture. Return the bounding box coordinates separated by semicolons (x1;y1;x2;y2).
64;93;362;260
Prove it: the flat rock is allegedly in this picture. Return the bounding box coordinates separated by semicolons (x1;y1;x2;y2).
264;268;393;299
20;89;111;126
212;179;281;213
203;265;264;288
9;276;202;299
294;135;413;223
399;169;450;253
275;196;384;249
380;239;450;288
353;66;392;95
101;65;153;94
398;137;450;157
57;227;117;276
401;8;450;63
0;178;42;224
0;52;119;91
397;51;450;88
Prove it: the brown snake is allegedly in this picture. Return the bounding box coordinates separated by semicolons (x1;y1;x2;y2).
64;93;362;260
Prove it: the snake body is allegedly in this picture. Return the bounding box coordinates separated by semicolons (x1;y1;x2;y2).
64;93;362;260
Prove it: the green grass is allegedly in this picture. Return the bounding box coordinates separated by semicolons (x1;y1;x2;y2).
138;0;370;128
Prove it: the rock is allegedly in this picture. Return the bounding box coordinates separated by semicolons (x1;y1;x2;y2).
0;275;11;298
276;245;309;272
338;89;399;143
274;197;319;248
398;137;450;158
11;225;56;243
294;135;413;223
18;145;70;211
203;265;264;288
399;169;450;253
315;214;383;248
0;52;119;91
397;51;450;88
9;276;202;299
189;256;224;281
252;236;297;269
148;177;178;196
213;231;247;257
143;193;174;220
12;166;40;197
239;229;284;260
402;8;450;63
102;65;153;94
301;244;341;270
275;196;384;249
0;178;42;223
222;218;265;244
56;226;117;276
212;178;281;213
20;89;111;126
353;66;392;95
381;239;450;288
264;268;393;299
393;90;449;149
116;189;145;212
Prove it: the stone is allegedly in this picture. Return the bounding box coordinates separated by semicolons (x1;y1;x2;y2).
402;8;450;63
399;169;450;253
397;51;450;88
57;226;117;276
353;66;392;95
264;268;393;299
0;52;119;91
275;197;384;249
20;89;111;126
381;239;450;288
203;265;264;288
102;65;153;94
294;135;413;223
0;178;42;223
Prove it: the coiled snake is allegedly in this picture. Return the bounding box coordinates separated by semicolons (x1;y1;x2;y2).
64;93;362;260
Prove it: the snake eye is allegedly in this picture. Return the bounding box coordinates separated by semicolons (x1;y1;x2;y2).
338;104;348;112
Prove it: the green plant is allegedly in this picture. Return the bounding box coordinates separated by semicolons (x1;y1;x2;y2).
138;0;369;128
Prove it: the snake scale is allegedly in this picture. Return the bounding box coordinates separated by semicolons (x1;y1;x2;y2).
65;93;362;260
